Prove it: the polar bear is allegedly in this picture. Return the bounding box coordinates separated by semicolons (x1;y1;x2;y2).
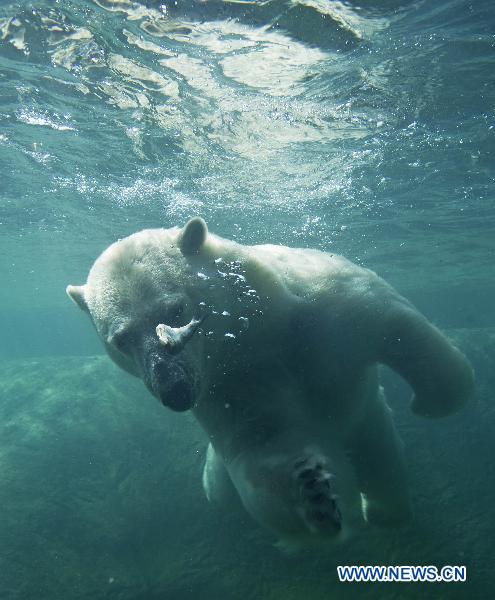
67;218;474;547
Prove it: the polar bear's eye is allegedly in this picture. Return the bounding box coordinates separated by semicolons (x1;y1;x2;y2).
110;329;131;353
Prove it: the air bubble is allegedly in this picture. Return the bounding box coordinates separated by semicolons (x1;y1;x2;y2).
238;317;249;329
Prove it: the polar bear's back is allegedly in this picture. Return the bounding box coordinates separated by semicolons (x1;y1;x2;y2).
248;242;385;305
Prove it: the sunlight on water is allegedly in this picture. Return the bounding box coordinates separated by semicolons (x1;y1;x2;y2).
0;0;493;308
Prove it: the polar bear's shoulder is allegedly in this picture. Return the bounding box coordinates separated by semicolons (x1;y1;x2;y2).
248;243;379;300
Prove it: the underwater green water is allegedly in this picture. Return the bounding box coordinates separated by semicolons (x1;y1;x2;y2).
0;0;494;598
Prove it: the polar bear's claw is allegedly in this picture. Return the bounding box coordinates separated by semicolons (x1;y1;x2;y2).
292;454;342;535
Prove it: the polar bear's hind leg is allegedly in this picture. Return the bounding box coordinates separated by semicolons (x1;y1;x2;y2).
351;394;412;527
202;443;239;506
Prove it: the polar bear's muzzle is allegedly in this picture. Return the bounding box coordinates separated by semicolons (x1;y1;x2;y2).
147;356;195;412
139;335;196;412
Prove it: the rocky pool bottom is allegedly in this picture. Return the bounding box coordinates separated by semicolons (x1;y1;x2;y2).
1;328;493;600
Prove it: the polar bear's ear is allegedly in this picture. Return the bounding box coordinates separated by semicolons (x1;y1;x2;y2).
179;217;208;255
66;284;89;312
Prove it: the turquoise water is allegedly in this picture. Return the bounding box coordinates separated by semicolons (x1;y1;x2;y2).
0;1;494;598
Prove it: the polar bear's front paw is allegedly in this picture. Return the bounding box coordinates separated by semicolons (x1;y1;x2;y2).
292;455;342;536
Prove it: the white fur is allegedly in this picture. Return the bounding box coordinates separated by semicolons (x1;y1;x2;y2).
68;219;474;547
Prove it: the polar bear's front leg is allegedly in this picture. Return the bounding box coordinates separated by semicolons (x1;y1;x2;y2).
379;301;474;418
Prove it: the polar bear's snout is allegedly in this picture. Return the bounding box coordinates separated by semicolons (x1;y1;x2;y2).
147;356;195;412
139;334;196;412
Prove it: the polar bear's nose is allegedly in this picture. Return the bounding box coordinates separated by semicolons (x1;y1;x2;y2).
148;358;195;412
164;380;194;412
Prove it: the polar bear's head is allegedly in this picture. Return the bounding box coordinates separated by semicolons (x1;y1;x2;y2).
67;218;209;412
